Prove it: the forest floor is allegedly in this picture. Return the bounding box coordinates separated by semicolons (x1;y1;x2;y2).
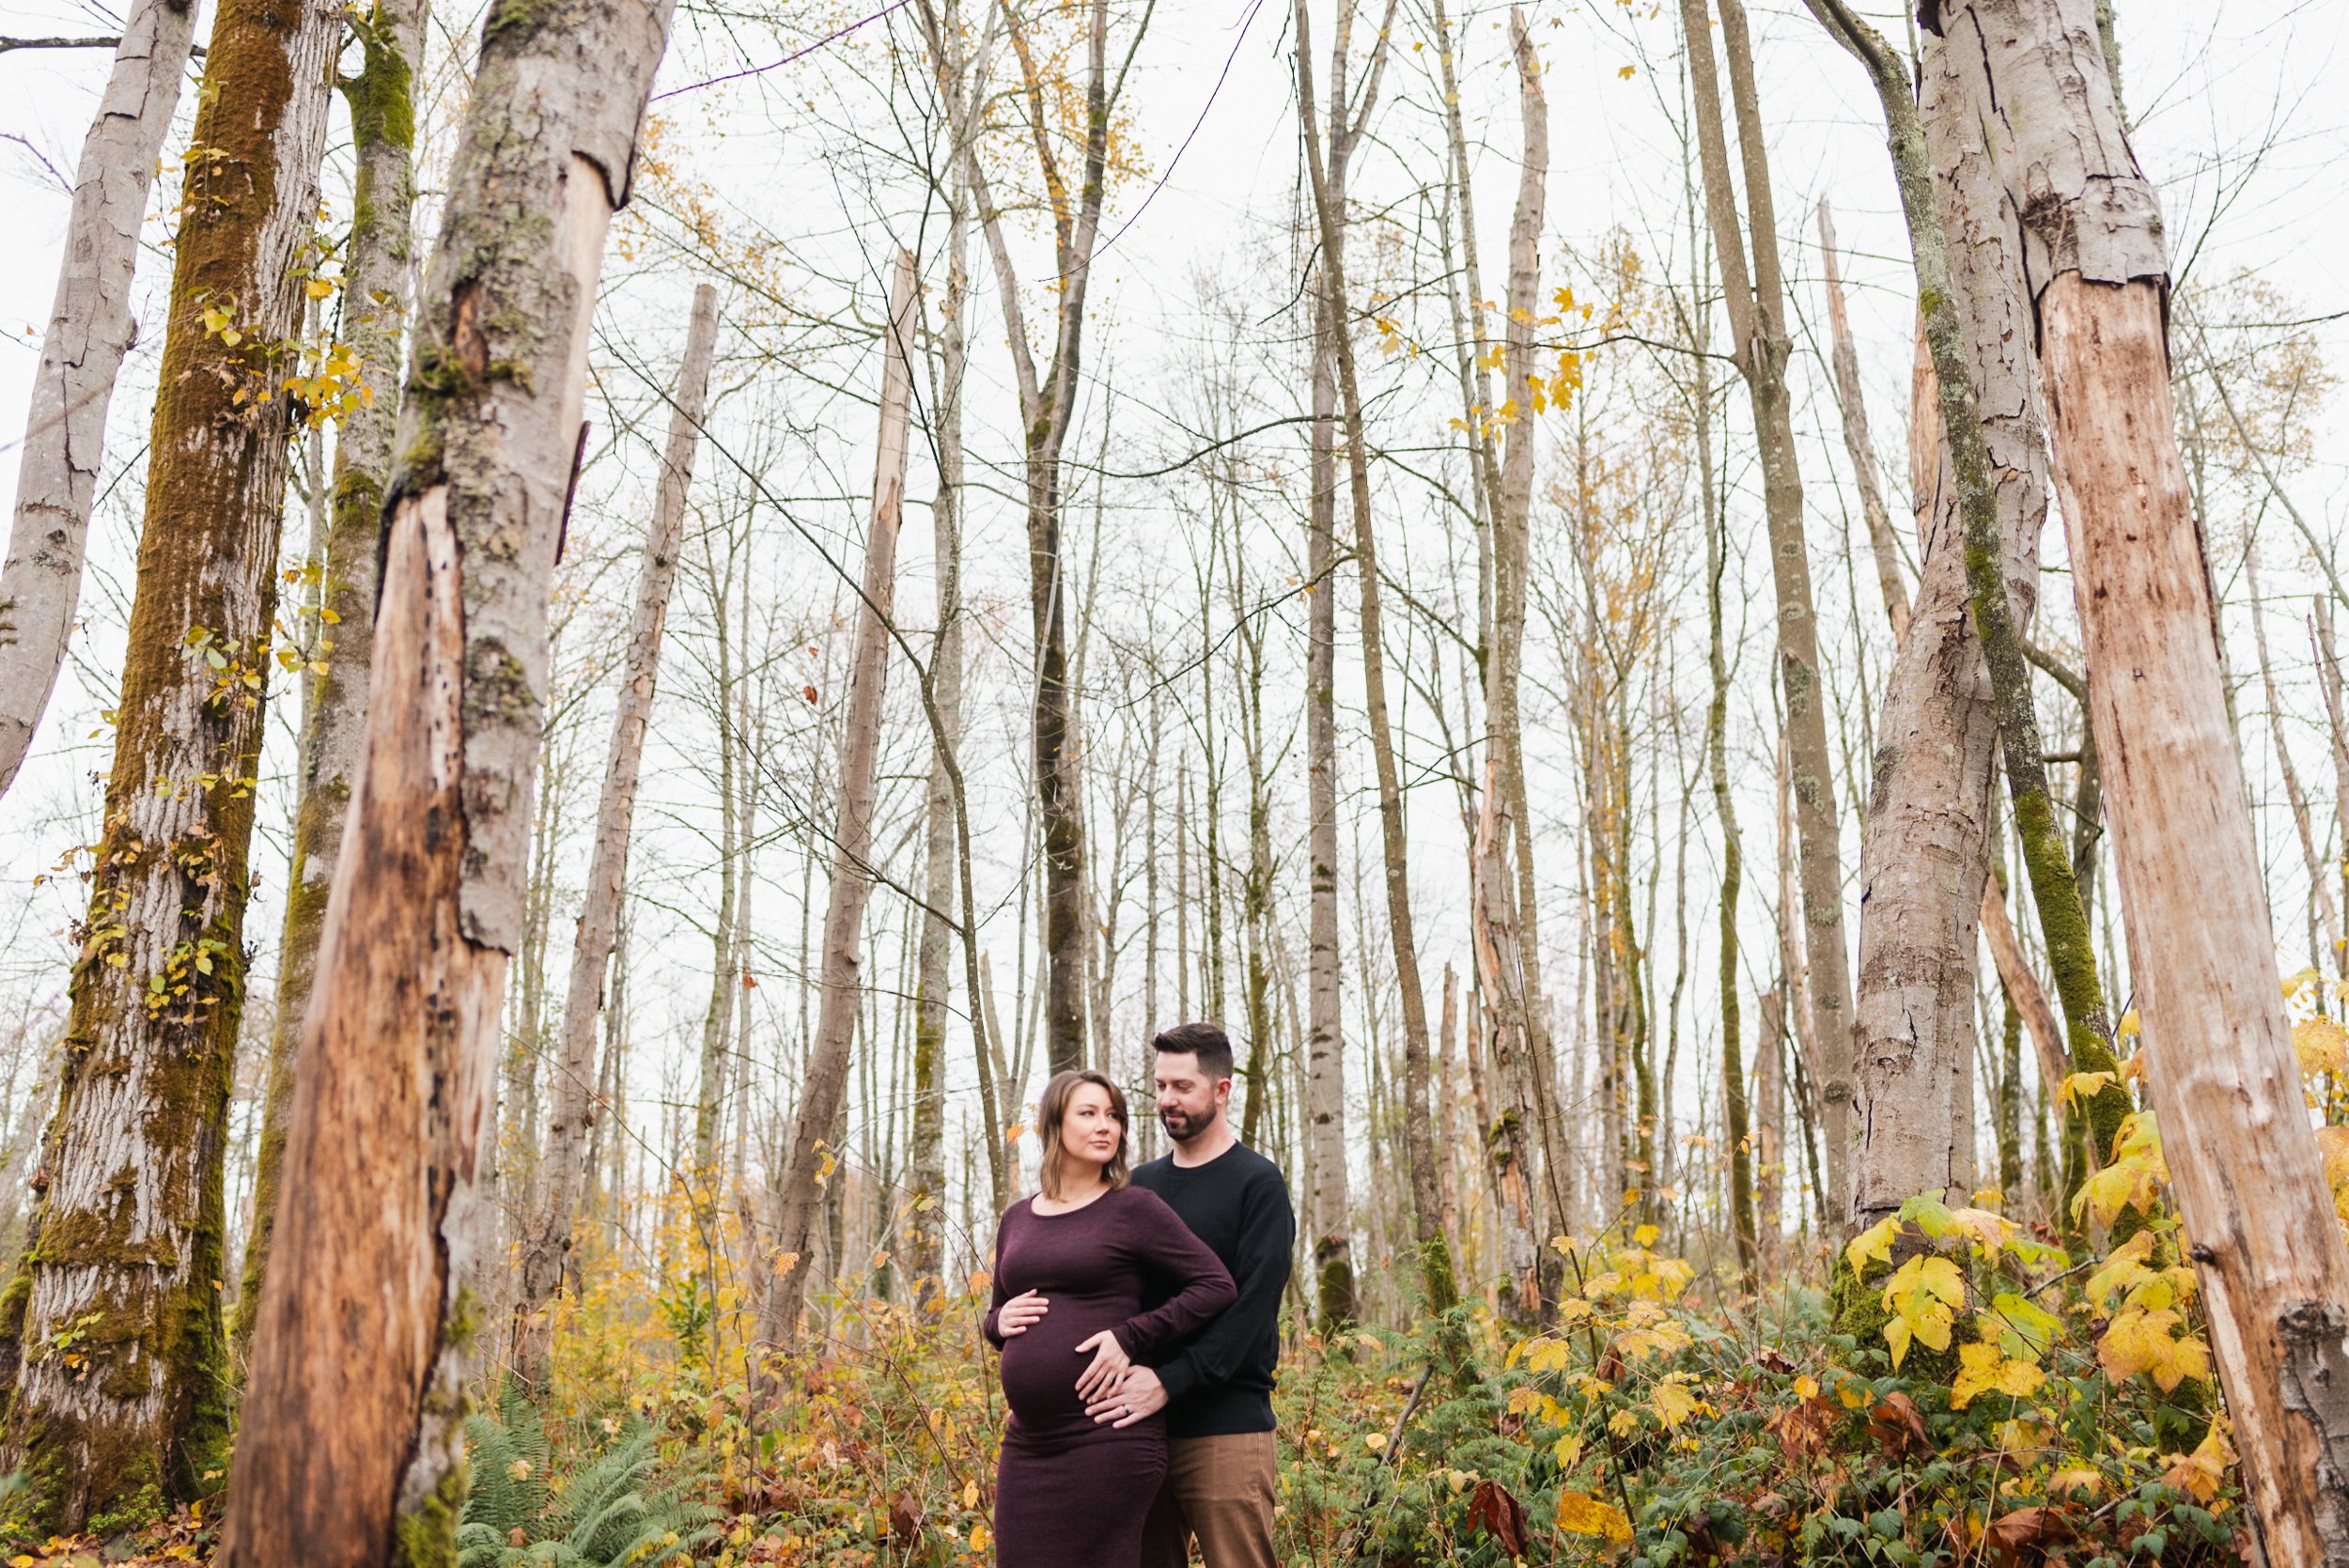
12;1196;2253;1568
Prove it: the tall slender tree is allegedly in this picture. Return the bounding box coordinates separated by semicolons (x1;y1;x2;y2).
514;284;720;1386
1677;0;1858;1221
0;0;199;800
759;252;919;1345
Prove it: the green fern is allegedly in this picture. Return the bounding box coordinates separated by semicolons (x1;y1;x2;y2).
456;1388;719;1568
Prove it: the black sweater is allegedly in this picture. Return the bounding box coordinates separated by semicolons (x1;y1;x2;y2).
1130;1141;1295;1436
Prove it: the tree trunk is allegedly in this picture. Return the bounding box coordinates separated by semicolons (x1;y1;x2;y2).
966;0;1143;1075
513;283;718;1386
1293;0;1458;1323
1944;0;2349;1551
2317;598;2349;978
0;0;341;1527
236;0;430;1363
910;150;970;1302
1812;0;2133;1243
1680;0;1858;1220
758;252;916;1346
221;0;674;1555
1488;3;1575;1278
1817;198;1908;638
1298;0;1394;1336
0;0;198;800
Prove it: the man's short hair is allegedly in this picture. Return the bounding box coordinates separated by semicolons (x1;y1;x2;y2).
1152;1021;1235;1081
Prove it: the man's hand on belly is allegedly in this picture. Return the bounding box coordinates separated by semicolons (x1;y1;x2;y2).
1087;1364;1168;1429
1073;1330;1132;1402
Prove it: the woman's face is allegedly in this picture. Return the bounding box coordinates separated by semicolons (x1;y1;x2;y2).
1059;1081;1125;1173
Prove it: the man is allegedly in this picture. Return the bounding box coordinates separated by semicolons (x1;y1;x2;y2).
1089;1022;1294;1568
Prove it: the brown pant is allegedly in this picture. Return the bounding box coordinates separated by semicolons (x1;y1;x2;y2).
1139;1430;1278;1568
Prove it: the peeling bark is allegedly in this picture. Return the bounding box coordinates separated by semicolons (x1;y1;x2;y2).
222;0;675;1554
1937;0;2349;1552
238;0;431;1364
0;0;198;800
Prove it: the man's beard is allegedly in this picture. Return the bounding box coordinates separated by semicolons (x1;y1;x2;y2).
1159;1106;1206;1142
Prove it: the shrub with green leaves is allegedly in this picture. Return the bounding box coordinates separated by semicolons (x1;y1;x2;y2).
458;1386;720;1568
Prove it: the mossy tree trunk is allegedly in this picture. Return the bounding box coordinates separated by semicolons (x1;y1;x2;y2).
0;0;341;1530
758;254;916;1349
514;283;718;1389
237;0;430;1367
1679;0;1859;1224
0;0;198;801
220;0;675;1556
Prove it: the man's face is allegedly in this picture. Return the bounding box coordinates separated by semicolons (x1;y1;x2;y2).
1154;1051;1229;1143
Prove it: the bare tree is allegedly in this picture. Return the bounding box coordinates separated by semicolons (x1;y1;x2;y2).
514;284;720;1386
0;0;198;799
759;251;918;1345
1677;0;1857;1220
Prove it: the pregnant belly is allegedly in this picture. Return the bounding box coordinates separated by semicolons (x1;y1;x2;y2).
999;1301;1128;1430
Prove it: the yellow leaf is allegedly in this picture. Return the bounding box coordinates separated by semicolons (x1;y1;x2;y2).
2048;1467;2104;1498
2059;1070;2117;1110
1552;1434;1583;1468
1650;1377;1698;1428
1794;1374;1819;1400
1556;1490;1633;1543
1608;1407;1640;1436
2295;1017;2349;1078
306;277;335;300
1616;63;1636;79
2098;1306;2212;1392
1950;1342;2046;1409
962;1480;978;1509
1844;1215;1901;1276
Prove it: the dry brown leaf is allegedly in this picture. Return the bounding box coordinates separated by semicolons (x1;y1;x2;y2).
1467;1478;1531;1558
1867;1392;1933;1461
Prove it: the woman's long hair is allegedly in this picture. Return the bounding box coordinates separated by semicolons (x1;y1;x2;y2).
1035;1068;1132;1200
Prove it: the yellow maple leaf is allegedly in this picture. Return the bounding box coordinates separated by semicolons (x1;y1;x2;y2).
1949;1342;2046;1409
2098;1306;2212;1392
1879;1253;1965;1368
1844;1215;1901;1277
1650;1376;1698;1428
1557;1490;1633;1543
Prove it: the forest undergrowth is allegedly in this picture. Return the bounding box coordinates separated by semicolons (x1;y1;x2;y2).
14;970;2347;1567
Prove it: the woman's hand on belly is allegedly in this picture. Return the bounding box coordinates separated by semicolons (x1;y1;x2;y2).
1073;1330;1131;1402
997;1289;1049;1336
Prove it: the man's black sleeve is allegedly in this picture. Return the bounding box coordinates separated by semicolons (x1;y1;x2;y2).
1153;1169;1295;1404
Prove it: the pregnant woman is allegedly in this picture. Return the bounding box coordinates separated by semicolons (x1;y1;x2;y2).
984;1068;1236;1566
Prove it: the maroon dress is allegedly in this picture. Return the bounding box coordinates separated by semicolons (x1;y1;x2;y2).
983;1185;1236;1566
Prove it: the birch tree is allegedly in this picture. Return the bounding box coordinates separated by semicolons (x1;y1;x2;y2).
0;0;198;800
